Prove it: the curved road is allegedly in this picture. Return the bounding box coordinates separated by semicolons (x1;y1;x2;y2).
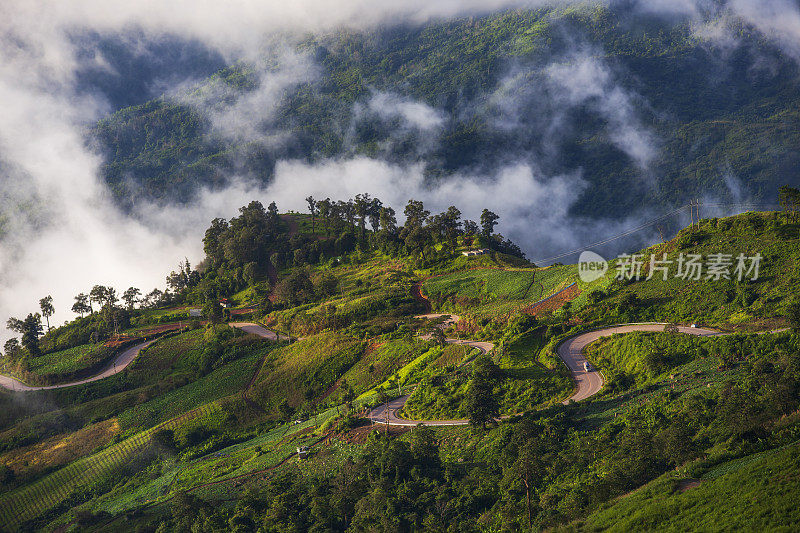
368;321;734;426
557;323;722;403
0;340;156;392
0;322;282;392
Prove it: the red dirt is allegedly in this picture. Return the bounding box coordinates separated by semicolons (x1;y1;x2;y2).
523;283;580;316
677;479;703;492
412;282;432;313
134;323;184;336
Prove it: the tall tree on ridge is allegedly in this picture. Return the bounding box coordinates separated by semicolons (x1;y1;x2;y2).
306;196;317;234
123;287;141;311
480;209;499;238
72;293;91;318
39;295;54;331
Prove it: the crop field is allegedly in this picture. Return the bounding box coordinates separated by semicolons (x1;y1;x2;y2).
0;418;121;480
422;264;578;316
118;345;268;432
0;401;225;529
25;343;102;376
127;328;206;377
91;404;344;516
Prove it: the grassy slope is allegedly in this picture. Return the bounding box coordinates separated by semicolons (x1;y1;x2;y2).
602;212;800;328
575;442;800;532
249;331;365;411
403;330;571;419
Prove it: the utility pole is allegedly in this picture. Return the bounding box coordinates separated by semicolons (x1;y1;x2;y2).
695;199;701;227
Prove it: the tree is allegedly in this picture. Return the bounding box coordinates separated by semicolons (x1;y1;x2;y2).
354;193;371;238
8;313;44;357
403;199;429;234
3;338;21;360
203;293;224;326
144;288;165;309
203;217;230;267
122;287;141;310
379;207;397;234
368;197;383;232
89;285;107;313
72;293;91;317
274;269;315;305
306;195;317;234
778;185;800;221
39;295;54;331
664;323;680;335
405;226;432;258
480;209;500;237
315;272;339;297
430;327;447;347
466;354;501;429
267;201;280;226
463;219;479;237
466;373;499;430
317;198;332;236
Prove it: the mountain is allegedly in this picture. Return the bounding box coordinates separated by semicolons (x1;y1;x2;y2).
92;5;800;222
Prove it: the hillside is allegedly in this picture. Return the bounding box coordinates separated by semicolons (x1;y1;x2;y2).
0;208;799;531
91;5;800;221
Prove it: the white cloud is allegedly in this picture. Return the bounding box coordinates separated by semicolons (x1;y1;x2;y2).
367;92;446;131
546;51;657;170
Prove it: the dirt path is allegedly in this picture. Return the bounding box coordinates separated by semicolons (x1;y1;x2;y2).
411;282;432;313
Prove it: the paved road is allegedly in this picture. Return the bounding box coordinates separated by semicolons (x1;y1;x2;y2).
557;323;722;403
230;322;290;341
367;321;744;425
0;322;284;392
368;313;493;426
0;340;156;392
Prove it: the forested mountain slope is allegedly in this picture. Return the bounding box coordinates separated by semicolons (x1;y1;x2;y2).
92;5;800;218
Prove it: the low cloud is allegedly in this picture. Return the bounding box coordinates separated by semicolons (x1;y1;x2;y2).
367;92;446;132
545;51;657;170
0;0;797;341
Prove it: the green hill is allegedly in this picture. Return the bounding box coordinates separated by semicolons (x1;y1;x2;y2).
2;208;800;531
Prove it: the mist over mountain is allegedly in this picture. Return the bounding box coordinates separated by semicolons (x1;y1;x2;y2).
1;0;800;329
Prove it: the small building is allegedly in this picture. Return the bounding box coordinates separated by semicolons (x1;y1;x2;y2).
219;298;232;308
461;248;490;257
297;446;310;458
188;308;203;317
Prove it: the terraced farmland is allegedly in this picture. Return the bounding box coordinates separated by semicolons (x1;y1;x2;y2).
422;265;578;316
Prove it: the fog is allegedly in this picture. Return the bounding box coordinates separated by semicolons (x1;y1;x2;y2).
0;0;798;340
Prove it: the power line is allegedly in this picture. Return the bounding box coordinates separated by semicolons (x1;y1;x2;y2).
532;204;689;264
531;201;780;265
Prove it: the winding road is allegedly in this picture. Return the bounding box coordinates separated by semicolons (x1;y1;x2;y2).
0;323;283;392
0;340;156;392
367;320;735;426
